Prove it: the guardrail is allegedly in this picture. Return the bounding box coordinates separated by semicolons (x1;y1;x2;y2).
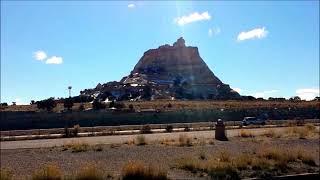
1;119;319;141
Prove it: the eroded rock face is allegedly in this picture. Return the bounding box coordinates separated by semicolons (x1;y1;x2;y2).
81;38;240;100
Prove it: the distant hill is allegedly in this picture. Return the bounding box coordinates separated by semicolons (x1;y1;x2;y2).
81;37;240;101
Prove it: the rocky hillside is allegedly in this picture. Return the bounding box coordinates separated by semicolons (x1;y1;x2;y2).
81;38;240;101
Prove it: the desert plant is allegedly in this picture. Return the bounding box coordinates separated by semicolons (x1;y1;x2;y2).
122;161;167;180
135;135;147;146
36;97;57;112
0;168;13;180
73;124;80;137
78;104;85;111
129;104;134;111
208;163;240;180
165;125;173;133
32;164;62;180
63;141;89;153
63;98;74;111
92;100;106;110
239;129;255;138
184;126;190;132
75;164;104;180
93;144;103;151
64;126;70;138
140;125;152;134
178;134;192;146
218;150;231;162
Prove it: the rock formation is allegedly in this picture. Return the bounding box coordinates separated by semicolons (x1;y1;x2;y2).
81;38;240;100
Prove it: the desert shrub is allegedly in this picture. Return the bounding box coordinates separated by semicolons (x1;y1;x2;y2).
199;151;206;160
184;127;190;132
251;157;272;170
92;100;106;110
233;154;252;170
122;161;167;180
305;123;316;132
178;134;192;146
63;98;74;111
64;126;70;138
93;144;103;151
32;164;62;180
36;97;57;112
218;150;231;162
109;100;125;109
0;168;13;180
73;124;80;137
285;127;310;139
64;141;89;153
165;125;173;133
135;135;147;146
140;125;152;134
239;130;255;138
128;104;134;111
75;164;104;180
78;104;85;111
175;157;201;173
208;164;240;180
263;129;280;138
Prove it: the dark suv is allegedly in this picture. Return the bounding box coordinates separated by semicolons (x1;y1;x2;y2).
242;117;266;126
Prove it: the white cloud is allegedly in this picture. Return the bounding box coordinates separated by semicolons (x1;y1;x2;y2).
128;4;135;8
296;88;319;101
33;50;47;61
174;11;211;26
237;27;268;41
45;56;63;64
208;27;221;37
254;90;279;98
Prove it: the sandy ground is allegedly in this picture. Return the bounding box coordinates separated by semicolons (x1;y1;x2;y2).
0;126;301;150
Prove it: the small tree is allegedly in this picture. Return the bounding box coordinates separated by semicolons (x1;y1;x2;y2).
92;100;106;110
36;97;57;112
30;100;35;105
129;104;134;111
64;98;74;111
78;103;85;111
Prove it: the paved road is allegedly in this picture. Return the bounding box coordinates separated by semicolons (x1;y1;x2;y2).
0;126;295;150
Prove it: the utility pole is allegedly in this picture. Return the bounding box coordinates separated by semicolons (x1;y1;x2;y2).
68;86;72;98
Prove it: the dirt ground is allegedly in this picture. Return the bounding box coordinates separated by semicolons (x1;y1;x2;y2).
1;136;319;179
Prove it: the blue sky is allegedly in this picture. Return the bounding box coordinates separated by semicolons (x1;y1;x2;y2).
1;1;319;104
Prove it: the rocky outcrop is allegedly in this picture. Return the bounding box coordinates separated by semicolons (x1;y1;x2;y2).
81;37;240;100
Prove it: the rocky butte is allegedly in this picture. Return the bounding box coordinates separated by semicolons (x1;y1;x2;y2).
81;37;240;101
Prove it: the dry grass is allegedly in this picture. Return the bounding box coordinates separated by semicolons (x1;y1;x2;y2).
175;145;318;178
284;126;316;139
239;129;255;138
262;129;281;138
135;135;147;146
0;168;13;180
74;164;104;180
178;134;192;146
122;161;167;180
32;164;62;180
218;150;231;162
63;141;89;152
92;144;103;151
159;138;175;146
